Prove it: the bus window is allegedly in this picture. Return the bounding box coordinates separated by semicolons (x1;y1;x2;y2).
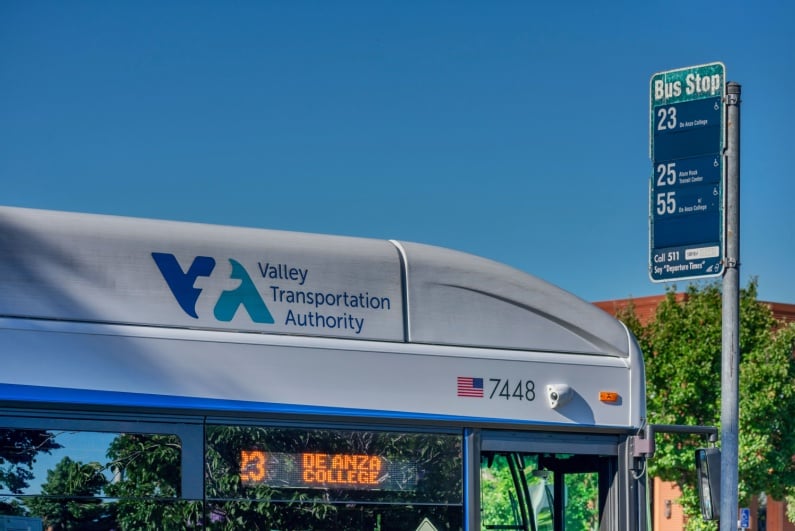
204;425;463;530
0;427;201;529
481;452;607;531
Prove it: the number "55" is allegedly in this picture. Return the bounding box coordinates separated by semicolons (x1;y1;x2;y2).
656;191;676;215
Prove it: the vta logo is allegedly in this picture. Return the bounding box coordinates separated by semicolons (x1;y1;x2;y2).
152;252;274;324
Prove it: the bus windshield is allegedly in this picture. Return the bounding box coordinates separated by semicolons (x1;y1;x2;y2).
481;451;612;531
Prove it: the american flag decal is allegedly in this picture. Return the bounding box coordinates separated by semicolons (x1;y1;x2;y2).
457;377;484;398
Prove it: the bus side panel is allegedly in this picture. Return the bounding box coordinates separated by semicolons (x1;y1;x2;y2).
0;207;405;342
0;323;636;428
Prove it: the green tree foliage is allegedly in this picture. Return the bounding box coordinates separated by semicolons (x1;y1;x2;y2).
24;456;113;530
480;455;523;526
104;433;202;530
563;473;599;530
618;280;795;527
788;493;795;523
0;429;62;515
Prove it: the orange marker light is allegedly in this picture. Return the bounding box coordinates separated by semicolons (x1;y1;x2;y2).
599;391;620;404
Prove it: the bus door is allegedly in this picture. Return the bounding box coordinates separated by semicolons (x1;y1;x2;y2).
478;431;640;531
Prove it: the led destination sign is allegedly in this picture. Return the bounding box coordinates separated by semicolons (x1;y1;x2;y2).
239;450;419;491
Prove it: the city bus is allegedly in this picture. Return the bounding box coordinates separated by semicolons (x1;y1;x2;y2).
1;206;653;530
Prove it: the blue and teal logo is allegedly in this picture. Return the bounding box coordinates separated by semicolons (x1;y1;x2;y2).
152;252;274;323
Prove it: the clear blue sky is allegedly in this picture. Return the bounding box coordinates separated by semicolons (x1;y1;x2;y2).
2;1;793;304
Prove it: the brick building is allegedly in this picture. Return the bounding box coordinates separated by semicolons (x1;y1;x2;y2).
594;294;795;531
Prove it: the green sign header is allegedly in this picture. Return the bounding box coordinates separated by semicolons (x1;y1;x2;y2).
650;62;725;106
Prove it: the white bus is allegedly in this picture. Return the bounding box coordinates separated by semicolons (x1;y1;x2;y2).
0;206;653;530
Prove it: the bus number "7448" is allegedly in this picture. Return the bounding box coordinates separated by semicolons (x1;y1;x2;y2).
488;379;536;401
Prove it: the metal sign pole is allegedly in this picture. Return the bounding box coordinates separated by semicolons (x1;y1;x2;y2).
720;81;741;531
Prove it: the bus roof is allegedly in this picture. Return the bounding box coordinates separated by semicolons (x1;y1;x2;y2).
0;206;631;358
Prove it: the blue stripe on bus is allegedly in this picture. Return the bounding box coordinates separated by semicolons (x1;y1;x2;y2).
0;383;504;425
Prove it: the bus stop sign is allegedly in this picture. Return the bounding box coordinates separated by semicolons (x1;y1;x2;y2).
649;63;726;282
